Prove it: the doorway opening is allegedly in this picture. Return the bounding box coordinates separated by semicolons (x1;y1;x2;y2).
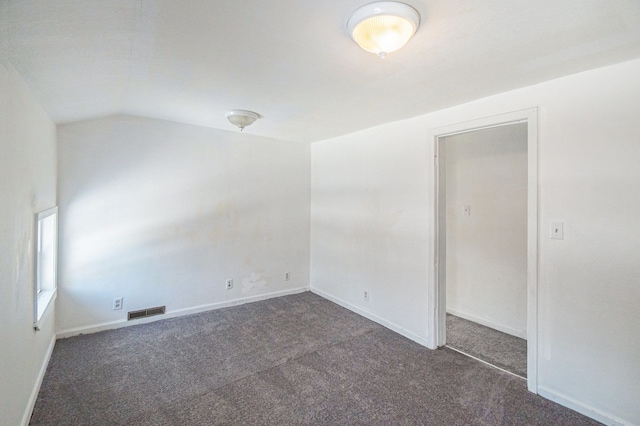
443;122;527;379
429;109;538;393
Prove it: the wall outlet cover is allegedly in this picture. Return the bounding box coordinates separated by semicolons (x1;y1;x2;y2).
113;297;123;310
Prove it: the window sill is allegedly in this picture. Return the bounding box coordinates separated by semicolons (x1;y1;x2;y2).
34;289;56;331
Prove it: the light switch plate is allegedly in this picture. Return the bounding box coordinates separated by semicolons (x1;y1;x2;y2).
551;221;564;240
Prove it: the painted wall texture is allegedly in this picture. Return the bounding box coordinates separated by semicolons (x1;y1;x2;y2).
311;58;640;424
311;122;431;345
57;116;310;333
444;124;528;338
0;62;57;426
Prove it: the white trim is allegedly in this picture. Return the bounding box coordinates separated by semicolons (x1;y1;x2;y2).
432;135;446;350
34;206;58;329
56;286;309;338
525;108;539;394
428;108;539;393
311;287;429;347
538;386;633;426
21;334;56;426
445;345;526;380
34;289;56;331
446;308;526;339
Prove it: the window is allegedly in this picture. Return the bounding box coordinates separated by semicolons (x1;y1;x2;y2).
34;206;58;330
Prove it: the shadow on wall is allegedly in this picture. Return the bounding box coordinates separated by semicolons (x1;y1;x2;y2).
57;116;310;331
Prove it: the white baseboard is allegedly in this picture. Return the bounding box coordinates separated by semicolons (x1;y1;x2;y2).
57;286;309;339
310;287;429;348
538;385;633;426
21;334;56;426
446;307;526;339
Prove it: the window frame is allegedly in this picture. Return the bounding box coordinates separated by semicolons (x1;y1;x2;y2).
34;206;58;330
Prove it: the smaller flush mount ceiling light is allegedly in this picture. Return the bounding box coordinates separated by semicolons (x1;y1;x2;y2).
225;110;259;131
347;1;420;59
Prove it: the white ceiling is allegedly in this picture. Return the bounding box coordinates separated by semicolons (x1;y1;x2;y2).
2;0;640;142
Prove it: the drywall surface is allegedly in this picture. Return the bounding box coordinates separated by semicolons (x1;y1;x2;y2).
444;124;528;338
311;123;431;342
311;58;640;425
57;116;310;333
0;62;57;426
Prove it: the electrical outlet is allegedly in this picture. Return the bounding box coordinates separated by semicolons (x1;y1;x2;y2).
225;278;233;290
113;297;123;310
285;271;290;281
363;291;369;302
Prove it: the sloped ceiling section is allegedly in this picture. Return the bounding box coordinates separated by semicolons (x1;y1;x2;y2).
4;0;640;142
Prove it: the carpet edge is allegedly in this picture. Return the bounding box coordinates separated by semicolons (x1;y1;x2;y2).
538;385;633;426
310;287;430;348
56;286;310;339
21;333;56;426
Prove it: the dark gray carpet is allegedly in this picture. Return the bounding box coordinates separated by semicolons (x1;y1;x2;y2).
30;292;599;425
447;313;528;378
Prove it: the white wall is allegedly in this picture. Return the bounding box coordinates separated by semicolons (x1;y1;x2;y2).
444;124;528;338
311;122;431;344
310;58;640;425
57;116;310;333
0;62;57;426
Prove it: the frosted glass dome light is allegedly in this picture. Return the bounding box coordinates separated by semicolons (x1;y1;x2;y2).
225;110;259;131
347;2;420;59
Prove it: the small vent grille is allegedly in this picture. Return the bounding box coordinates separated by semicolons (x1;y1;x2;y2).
128;305;166;321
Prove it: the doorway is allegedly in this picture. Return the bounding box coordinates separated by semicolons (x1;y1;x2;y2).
428;109;538;393
443;123;527;378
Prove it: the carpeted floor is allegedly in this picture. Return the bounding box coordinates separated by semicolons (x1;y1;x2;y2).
30;292;599;425
446;314;528;378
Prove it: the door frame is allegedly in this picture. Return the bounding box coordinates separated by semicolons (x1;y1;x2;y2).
427;108;538;393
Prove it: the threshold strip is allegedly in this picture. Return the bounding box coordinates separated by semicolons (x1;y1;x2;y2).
445;345;526;381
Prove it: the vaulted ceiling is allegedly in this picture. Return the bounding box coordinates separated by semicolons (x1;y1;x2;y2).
2;0;640;142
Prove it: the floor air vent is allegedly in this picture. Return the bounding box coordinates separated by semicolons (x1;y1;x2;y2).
128;306;166;321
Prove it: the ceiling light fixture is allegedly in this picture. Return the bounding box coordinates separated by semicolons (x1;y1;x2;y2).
347;2;420;59
225;110;259;131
